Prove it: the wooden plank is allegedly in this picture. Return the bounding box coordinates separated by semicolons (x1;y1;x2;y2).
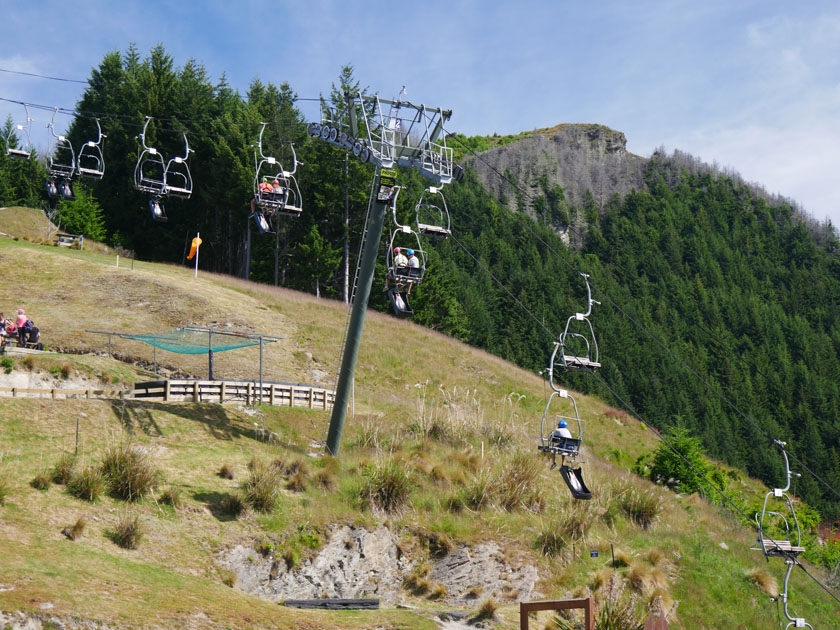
284;599;379;610
220;381;226;402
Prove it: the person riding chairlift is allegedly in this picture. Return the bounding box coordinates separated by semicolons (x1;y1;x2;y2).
549;419;573;470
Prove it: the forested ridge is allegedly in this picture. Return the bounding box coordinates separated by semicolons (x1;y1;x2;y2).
2;45;840;520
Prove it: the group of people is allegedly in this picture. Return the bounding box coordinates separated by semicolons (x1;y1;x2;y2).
258;176;286;198
386;246;420;294
0;308;41;349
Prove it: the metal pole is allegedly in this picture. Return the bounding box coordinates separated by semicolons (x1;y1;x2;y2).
153;346;157;375
208;330;214;380
194;231;200;279
326;170;387;456
259;336;264;406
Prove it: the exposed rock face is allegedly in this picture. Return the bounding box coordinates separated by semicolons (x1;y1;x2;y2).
0;612;113;630
467;123;648;215
217;525;539;607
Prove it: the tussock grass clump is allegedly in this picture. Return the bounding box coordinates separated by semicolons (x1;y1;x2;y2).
536;519;567;557
51;453;76;485
429;465;450;486
745;567;779;597
62;516;86;541
458;468;494;511
100;444;161;501
359;460;411;514
220;568;237;587
158;486;181;507
221;492;247;517
314;467;336;490
466;585;483;599
618;486;664;529
426;533;455;557
285;459;309;492
217;464;234;480
0;474;9;505
497;453;540;512
454;450;480;472
404;563;431;594
109;514;145;549
474;598;498;620
429;583;447;599
241;459;282;513
627;563;667;595
68;465;105;502
30;470;52;491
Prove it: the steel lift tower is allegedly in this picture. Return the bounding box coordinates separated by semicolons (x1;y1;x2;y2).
308;91;461;455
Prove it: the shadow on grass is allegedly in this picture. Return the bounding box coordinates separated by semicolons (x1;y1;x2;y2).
109;400;257;442
193;490;241;522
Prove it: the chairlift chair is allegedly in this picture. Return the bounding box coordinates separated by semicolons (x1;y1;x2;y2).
253;123;303;218
537;388;592;500
5;103;33;159
754;440;805;560
415;186;451;238
46;108;76;180
163;131;194;198
133;117;167;196
555;272;601;374
77;118;106;179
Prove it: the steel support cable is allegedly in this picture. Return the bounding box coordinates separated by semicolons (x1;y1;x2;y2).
443;127;840;508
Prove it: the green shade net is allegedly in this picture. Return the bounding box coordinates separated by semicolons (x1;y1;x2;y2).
120;329;274;355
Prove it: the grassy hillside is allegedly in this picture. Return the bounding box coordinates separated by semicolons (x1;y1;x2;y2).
0;229;837;629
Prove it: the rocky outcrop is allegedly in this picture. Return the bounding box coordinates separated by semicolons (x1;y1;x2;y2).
0;611;113;630
217;525;539;607
467;123;648;215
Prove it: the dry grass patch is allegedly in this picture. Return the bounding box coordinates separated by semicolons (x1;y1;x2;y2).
745;567;779;597
158;486;181;507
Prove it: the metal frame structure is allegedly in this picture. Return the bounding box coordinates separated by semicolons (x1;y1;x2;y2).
315;90;459;456
46;108;76;179
415;186;451;237
5;103;33;159
162;131;194;198
554;272;600;374
77;118;106;179
253;122;303;221
133;117;167;197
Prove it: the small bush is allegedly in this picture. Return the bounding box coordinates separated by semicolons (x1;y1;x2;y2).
1;356;13;374
404;563;431;594
220;568;237;587
218;464;234;480
241;460;282;513
22;356;35;371
62;516;86;541
159;486;181;507
287;468;308;492
427;533;454;557
101;444;161;501
68;465;105;502
466;585;483;599
282;545;299;569
31;471;52;491
359;460;411;514
110;514;145;549
536;520;567;557
314;467;336;490
256;537;275;557
51;453;76;485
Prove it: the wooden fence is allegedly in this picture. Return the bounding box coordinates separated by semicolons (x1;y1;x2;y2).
131;379;335;409
0;387;126;400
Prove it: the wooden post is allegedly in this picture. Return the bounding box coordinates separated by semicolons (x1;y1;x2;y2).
221;381;226;403
289;387;294;407
247;382;253;405
309;388;313;408
52;388;57;400
193;381;199;402
270;384;275;406
165;380;171;401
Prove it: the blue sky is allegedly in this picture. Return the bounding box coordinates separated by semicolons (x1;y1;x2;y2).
2;0;838;225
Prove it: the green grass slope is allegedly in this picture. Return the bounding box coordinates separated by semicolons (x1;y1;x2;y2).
0;235;837;629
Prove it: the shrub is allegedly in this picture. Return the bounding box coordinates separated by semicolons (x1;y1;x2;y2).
1;356;13;374
359;460;411;514
429;583;447;599
101;444;161;501
68;465;105;502
745;567;779;597
536;520;566;557
404;563;431;593
110;514;145;549
51;453;76;485
241;460;282;512
287;468;308;492
648;427;710;494
31;471;52;491
220;568;237;587
159;486;181;507
314;467;336;490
